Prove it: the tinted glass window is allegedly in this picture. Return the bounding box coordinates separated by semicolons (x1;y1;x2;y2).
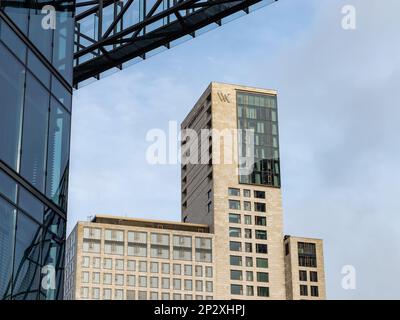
46;98;70;209
0;198;16;298
0;18;26;61
18;187;44;223
20;73;50;192
0;43;25;170
28;9;53;60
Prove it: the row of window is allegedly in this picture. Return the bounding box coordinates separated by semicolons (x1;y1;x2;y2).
81;256;213;277
80;287;213;300
228;188;266;199
229;241;267;254
230;270;269;283
230;256;268;268
82;240;212;262
231;284;269;297
229;213;267;226
299;270;318;282
81;272;213;292
228;200;266;212
229;227;268;241
300;285;319;297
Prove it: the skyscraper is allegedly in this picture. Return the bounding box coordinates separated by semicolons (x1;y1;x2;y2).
66;82;326;300
0;3;74;299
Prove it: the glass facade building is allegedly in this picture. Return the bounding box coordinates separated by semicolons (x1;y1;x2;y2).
237;91;281;187
0;2;74;299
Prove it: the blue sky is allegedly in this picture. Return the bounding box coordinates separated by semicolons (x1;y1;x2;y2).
69;0;400;299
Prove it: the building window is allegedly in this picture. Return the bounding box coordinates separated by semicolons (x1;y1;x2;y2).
230;284;243;295
254;202;266;212
230;270;243;281
150;292;158;300
139;276;147;288
81;287;89;298
82;256;90;268
230;255;242;266
244;229;252;239
299;270;307;282
103;273;112;285
92;257;101;269
173;293;182;300
243;189;251;197
257;272;269;283
244;215;252;225
246;271;254;281
103;288;112;300
173;278;181;290
257;286;269;297
206;281;213;293
195;265;203;277
162;293;170;300
196;280;203;292
149;262;159;273
81;271;89;283
92;287;100;299
184;279;193;291
311;286;319;297
162;277;170;289
245;242;252;253
255;230;268;240
138;291;147;300
115;289;124;300
115;274;124;286
205;266;213;278
255;216;266;226
92;272;100;284
300;285;308;296
228;188;240;196
310;271;318;282
126;290;135;300
185;294;193;300
230;241;242;252
173;264;181;275
139;261;147;272
115;259;124;270
256;258;268;268
150;277;159;288
127;275;135;287
173;235;192;261
298;242;317;267
244;201;251;211
127;260;136;271
184;265;193;276
246;286;254;296
245;257;253;267
254;191;266;199
103;258;112;269
229;227;241;238
229;213;241;224
162;263;170;274
228;200;241;210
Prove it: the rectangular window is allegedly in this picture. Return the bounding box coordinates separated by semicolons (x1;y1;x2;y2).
230;284;243;295
228;188;240;196
150;292;158;300
300;285;308;296
244;229;252;239
245;243;252;253
150;262;159;273
246;257;253;267
246;286;254;296
310;271;318;282
298;242;317;267
82;256;90;268
127;275;135;286
162;277;170;289
103;273;112;285
127;260;136;271
244;215;252;225
173;278;181;290
246;271;254;281
162;263;170;274
139;261;147;272
243;189;251;197
115;259;124;270
81;271;89;283
255;230;268;240
196;280;203;292
103;258;112;269
229;227;241;238
184;279;192;291
195;265;203;277
299;270;307;282
254;202;266;212
254;191;266;199
257;272;269;283
257;286;269;297
92;287;100;299
229;200;240;210
244;201;251;211
205;266;213;278
81;287;89;298
256;258;268;268
115;274;124;286
150;276;158;288
184;265;192;276
173;264;181;275
206;281;213;293
229;213;241;224
311;286;319;297
255;216;266;226
230;255;242;266
92;272;100;284
139;276;147;288
230;270;243;281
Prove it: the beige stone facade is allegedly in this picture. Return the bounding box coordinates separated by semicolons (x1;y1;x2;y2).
284;236;326;300
65;82;326;300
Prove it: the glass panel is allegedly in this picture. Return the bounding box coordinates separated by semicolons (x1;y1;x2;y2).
20;73;50;192
0;170;17;203
0;43;25;170
12;212;42;299
0;17;26;61
28;9;53;60
0;198;16;299
18;187;44;223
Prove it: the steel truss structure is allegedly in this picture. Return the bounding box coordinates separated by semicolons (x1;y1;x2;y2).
74;0;277;87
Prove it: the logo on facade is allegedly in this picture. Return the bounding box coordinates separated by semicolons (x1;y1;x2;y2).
217;92;231;103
